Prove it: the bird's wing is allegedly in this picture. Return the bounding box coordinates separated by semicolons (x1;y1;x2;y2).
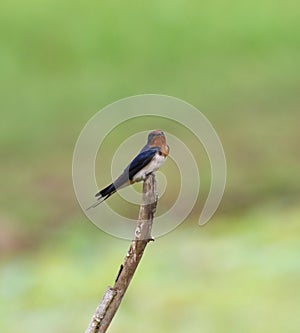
126;147;159;180
87;147;159;210
108;147;159;190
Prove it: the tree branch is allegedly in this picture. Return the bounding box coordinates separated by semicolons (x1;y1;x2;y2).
85;174;158;333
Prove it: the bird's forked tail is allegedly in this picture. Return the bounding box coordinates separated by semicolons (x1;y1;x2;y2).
86;183;116;210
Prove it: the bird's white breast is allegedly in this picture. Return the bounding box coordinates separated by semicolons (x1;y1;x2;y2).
132;152;166;182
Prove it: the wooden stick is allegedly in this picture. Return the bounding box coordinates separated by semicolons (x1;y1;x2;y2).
85;174;158;333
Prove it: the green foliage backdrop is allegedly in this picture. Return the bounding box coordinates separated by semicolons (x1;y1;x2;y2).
0;1;299;332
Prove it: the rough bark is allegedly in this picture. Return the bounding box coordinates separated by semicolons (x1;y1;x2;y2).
85;174;158;333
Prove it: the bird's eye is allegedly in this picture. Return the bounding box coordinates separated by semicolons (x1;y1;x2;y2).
158;151;162;156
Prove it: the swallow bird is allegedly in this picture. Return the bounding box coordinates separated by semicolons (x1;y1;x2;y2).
87;130;169;209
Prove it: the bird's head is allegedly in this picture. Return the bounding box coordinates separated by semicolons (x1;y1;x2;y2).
147;130;165;144
147;130;169;156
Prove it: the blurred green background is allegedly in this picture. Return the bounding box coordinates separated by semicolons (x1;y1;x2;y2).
1;0;300;332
